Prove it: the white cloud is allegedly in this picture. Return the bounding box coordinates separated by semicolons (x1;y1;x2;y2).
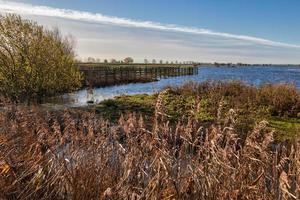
0;0;299;64
0;0;299;49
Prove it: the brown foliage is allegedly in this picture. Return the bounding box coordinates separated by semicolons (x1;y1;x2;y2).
0;93;299;199
173;81;300;118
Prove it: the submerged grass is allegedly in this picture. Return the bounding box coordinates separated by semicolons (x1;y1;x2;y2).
0;81;299;199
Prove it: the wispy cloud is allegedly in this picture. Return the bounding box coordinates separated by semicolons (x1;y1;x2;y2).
0;0;299;49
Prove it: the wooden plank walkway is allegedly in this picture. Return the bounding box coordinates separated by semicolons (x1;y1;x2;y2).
77;63;199;87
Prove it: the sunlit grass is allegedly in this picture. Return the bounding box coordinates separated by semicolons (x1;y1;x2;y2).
0;81;299;199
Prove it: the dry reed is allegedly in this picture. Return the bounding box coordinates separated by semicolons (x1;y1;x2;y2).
0;82;299;199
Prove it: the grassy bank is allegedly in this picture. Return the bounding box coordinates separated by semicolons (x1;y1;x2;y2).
0;81;300;199
96;81;299;141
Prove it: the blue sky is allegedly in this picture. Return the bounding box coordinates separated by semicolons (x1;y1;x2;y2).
1;0;300;63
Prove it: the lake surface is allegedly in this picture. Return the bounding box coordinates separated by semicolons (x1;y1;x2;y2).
44;65;300;107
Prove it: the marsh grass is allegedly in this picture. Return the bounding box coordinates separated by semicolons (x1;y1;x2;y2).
0;81;299;199
96;81;299;139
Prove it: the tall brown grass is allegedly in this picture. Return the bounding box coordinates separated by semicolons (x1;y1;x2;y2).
0;82;300;199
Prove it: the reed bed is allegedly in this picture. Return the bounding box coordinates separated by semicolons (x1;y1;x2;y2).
0;82;300;199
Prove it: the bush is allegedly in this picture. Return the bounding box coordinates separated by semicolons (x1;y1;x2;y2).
173;81;300;118
0;14;82;102
257;83;300;117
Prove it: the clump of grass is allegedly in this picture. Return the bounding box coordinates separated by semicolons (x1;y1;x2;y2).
194;98;214;122
257;83;300;117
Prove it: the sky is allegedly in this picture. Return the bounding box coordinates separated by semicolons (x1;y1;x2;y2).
0;0;300;64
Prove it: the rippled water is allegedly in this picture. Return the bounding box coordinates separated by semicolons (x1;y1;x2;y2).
44;65;300;107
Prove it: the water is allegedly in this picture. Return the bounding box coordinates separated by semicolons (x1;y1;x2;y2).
44;65;300;107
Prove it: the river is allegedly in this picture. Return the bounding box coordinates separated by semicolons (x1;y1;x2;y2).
43;65;300;107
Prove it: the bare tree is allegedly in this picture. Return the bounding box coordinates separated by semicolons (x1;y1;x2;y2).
110;58;117;63
124;57;134;63
87;57;96;63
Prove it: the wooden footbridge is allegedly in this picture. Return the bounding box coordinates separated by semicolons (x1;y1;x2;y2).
77;63;199;87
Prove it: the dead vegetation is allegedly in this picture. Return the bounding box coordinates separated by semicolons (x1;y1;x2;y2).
0;81;300;199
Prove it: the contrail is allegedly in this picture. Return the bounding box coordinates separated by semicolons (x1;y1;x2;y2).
0;0;299;49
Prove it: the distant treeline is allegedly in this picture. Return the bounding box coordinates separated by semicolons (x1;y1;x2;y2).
77;57;300;67
77;57;200;65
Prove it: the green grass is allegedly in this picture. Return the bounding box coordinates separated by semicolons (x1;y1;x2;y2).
269;117;300;141
96;94;157;121
96;92;214;123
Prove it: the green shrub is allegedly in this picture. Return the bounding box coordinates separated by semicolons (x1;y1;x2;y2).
0;14;82;102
